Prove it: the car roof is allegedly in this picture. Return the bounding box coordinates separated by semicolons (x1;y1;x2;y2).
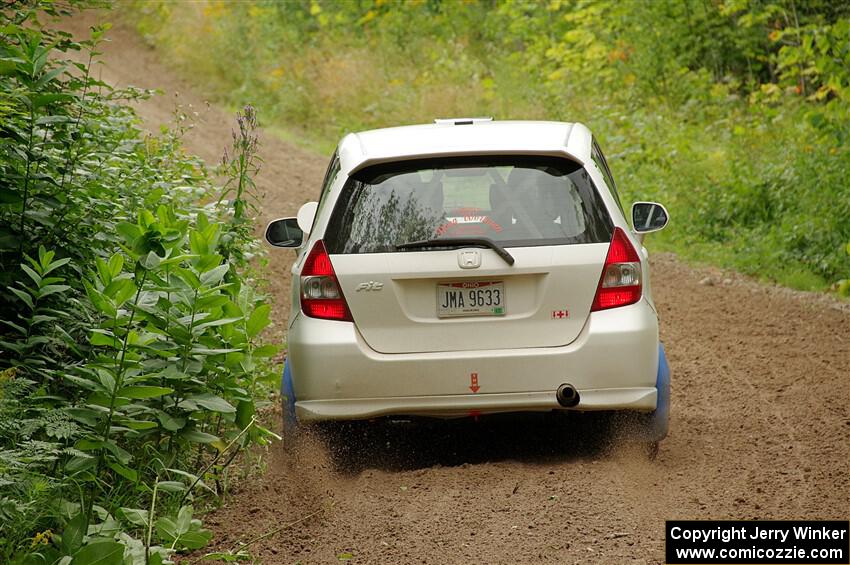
337;120;592;175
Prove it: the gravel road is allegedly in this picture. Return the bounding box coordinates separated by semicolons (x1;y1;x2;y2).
62;12;850;564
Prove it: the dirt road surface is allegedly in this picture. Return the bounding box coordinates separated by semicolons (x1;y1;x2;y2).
63;12;849;564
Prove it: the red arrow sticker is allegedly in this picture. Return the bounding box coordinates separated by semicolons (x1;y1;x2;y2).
469;372;480;393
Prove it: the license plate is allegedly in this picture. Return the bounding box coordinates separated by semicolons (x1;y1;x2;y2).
437;280;505;318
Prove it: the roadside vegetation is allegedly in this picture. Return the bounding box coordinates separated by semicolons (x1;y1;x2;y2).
128;0;850;292
0;2;278;563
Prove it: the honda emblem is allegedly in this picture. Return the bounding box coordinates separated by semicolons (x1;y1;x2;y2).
458;250;481;269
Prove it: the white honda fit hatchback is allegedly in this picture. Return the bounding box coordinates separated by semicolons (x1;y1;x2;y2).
266;119;671;450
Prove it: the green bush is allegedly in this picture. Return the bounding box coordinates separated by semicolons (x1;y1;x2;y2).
0;3;277;563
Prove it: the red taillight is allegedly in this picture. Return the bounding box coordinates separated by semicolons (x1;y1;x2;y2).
300;240;352;321
591;227;642;311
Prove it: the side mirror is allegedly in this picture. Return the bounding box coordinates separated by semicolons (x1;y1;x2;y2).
265;218;303;248
631;201;669;234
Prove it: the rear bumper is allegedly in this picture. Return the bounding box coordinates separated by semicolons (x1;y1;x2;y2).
297;387;657;421
288;299;659;422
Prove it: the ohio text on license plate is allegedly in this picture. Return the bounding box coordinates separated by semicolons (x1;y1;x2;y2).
437;281;505;318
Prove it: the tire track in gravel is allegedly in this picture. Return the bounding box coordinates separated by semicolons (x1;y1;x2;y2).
62;11;850;565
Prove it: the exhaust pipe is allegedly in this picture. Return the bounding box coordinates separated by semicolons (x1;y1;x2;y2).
556;383;580;408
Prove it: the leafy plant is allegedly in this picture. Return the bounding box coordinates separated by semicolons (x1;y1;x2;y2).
0;3;279;562
0;247;75;382
155;505;212;552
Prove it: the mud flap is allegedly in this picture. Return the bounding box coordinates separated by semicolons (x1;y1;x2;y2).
281;359;298;432
648;343;671;442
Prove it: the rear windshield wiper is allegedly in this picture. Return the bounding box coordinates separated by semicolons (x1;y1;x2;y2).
396;237;515;266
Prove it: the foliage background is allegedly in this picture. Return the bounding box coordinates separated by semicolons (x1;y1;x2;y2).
128;0;850;291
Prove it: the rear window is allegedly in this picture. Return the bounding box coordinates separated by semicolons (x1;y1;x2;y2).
324;156;613;254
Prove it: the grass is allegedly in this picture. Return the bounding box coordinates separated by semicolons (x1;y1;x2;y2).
652;232;832;292
263;122;336;158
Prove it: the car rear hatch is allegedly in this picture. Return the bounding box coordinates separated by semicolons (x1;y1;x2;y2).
322;155;614;354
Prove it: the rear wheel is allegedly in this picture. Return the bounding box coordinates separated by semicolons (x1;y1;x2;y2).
608;345;670;458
